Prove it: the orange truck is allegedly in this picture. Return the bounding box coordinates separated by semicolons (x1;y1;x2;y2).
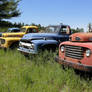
55;33;92;72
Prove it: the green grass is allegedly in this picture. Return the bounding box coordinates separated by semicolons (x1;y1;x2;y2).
0;50;92;92
0;27;8;32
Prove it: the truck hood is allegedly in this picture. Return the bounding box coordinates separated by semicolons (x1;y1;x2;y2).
1;32;25;37
22;33;59;40
70;33;92;42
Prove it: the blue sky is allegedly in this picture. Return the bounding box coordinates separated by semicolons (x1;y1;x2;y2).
10;0;92;31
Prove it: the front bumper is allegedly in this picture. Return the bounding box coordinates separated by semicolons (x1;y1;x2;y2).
18;47;37;54
55;56;92;72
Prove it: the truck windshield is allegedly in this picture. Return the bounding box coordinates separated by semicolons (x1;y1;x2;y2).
45;25;61;33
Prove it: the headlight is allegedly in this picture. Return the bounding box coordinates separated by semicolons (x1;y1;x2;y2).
0;39;5;44
19;42;22;47
61;46;64;52
29;43;34;49
86;49;91;57
19;42;21;47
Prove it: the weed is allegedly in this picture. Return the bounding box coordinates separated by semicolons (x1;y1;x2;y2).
0;50;92;92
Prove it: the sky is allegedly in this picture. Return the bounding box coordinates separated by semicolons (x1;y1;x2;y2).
10;0;92;31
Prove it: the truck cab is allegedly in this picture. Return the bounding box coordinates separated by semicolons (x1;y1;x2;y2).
56;32;92;72
18;24;71;54
0;26;39;49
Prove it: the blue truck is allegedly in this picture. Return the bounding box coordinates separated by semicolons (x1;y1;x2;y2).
18;24;71;54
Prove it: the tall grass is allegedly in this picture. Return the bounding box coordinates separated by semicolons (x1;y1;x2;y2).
0;50;92;92
0;27;8;32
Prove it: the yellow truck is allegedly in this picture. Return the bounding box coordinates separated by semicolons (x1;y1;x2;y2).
0;26;39;49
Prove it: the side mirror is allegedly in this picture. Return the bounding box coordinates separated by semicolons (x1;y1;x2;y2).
66;26;71;35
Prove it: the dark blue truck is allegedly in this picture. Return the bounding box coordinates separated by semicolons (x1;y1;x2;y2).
18;24;71;54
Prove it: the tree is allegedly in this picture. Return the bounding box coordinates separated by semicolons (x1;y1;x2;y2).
71;27;84;33
88;23;92;32
0;0;21;21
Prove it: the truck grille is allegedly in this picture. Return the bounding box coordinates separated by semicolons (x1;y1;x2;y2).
22;45;29;49
65;45;84;60
20;39;31;43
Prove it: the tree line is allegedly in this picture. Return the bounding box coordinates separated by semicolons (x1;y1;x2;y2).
0;0;88;33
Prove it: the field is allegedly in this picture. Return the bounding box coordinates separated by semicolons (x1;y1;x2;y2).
0;28;8;32
0;50;92;92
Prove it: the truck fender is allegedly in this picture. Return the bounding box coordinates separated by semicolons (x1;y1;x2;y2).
40;43;58;51
9;41;19;49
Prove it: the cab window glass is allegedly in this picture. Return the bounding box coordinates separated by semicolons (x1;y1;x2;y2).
32;29;37;33
60;26;70;34
27;28;37;33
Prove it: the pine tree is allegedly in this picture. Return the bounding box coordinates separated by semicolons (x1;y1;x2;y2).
0;0;21;21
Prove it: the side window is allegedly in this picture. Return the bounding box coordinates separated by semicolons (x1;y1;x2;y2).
32;29;37;33
27;28;33;33
60;26;70;34
27;28;37;33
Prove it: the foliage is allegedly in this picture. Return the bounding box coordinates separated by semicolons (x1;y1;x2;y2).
0;21;22;28
0;0;21;20
0;0;21;28
0;21;24;32
13;22;24;28
71;27;84;33
0;50;92;92
88;23;92;32
25;23;45;31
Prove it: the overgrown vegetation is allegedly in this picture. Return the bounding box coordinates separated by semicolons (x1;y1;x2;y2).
0;0;20;20
0;0;21;28
0;50;92;92
71;27;84;33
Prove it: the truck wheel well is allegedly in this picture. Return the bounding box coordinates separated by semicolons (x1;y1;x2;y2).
41;44;57;51
9;41;19;49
